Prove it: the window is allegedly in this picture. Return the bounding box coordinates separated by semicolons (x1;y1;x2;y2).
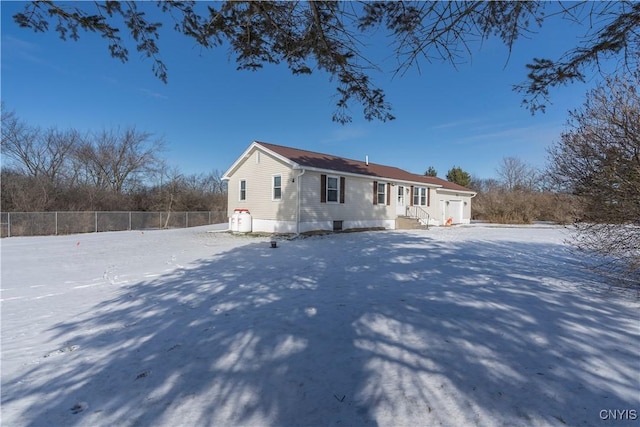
239;180;246;201
377;181;386;205
321;175;345;203
413;187;427;206
327;176;339;202
273;175;282;200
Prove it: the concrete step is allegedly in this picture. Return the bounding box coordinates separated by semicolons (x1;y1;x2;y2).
395;216;428;230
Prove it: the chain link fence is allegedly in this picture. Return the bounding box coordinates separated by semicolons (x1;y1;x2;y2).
0;211;228;237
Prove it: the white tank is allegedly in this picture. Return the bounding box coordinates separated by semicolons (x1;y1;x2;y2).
237;209;252;233
229;210;240;232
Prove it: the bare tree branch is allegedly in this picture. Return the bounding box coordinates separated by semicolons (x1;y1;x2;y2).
548;72;640;286
11;1;640;122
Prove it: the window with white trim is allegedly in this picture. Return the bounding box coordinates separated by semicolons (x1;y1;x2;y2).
239;180;247;201
413;187;427;206
377;181;386;205
321;175;345;204
273;175;282;200
327;176;339;202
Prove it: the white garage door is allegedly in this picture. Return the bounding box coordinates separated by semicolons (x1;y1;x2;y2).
449;200;464;224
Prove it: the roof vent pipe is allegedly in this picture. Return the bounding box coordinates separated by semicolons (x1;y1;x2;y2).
365;155;369;166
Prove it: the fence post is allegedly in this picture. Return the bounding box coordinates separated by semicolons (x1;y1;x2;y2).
7;212;10;238
209;211;211;225
95;211;98;233
55;211;58;235
129;211;132;231
186;212;189;228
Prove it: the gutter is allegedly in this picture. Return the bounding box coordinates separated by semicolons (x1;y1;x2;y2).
296;169;306;235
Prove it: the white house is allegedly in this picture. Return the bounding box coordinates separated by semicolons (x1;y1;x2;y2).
222;141;476;234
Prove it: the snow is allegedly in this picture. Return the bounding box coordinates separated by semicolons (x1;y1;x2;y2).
1;224;639;426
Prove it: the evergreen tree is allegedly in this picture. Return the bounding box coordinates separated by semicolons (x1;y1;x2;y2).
425;166;438;177
446;166;471;187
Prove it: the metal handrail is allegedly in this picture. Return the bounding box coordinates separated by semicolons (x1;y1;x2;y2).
406;206;430;229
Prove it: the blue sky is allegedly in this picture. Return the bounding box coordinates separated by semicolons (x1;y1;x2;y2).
1;2;607;180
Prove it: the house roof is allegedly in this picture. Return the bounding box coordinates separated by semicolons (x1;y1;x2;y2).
256;141;475;193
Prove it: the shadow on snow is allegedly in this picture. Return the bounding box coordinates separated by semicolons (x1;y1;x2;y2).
4;231;639;426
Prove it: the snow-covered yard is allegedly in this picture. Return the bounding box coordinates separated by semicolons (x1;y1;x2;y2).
1;224;638;426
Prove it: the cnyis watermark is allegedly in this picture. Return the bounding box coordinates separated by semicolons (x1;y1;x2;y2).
599;409;638;421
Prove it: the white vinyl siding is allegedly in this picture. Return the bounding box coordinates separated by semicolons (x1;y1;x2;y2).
301;173;393;223
226;148;295;219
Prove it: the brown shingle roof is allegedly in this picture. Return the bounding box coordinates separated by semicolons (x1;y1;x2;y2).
257;141;474;193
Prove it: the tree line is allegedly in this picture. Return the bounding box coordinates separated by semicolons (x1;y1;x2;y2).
438;73;639;285
426;159;570;225
3;68;638;285
1;106;227;213
5;1;637;285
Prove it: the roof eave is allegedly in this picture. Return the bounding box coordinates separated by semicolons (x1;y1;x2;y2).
291;165;442;188
437;188;477;196
222;141;301;180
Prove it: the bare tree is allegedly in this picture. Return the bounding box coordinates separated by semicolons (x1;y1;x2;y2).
12;1;640;123
496;156;541;192
76;127;165;194
1;106;84;209
548;72;640;286
189;170;228;211
1;109;225;212
1;107;80;183
0;168;50;211
472;158;577;224
149;167;228;214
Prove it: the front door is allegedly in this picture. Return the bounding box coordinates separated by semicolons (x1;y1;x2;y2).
396;185;406;216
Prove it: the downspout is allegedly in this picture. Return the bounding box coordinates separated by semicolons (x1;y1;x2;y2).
296;169;306;235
